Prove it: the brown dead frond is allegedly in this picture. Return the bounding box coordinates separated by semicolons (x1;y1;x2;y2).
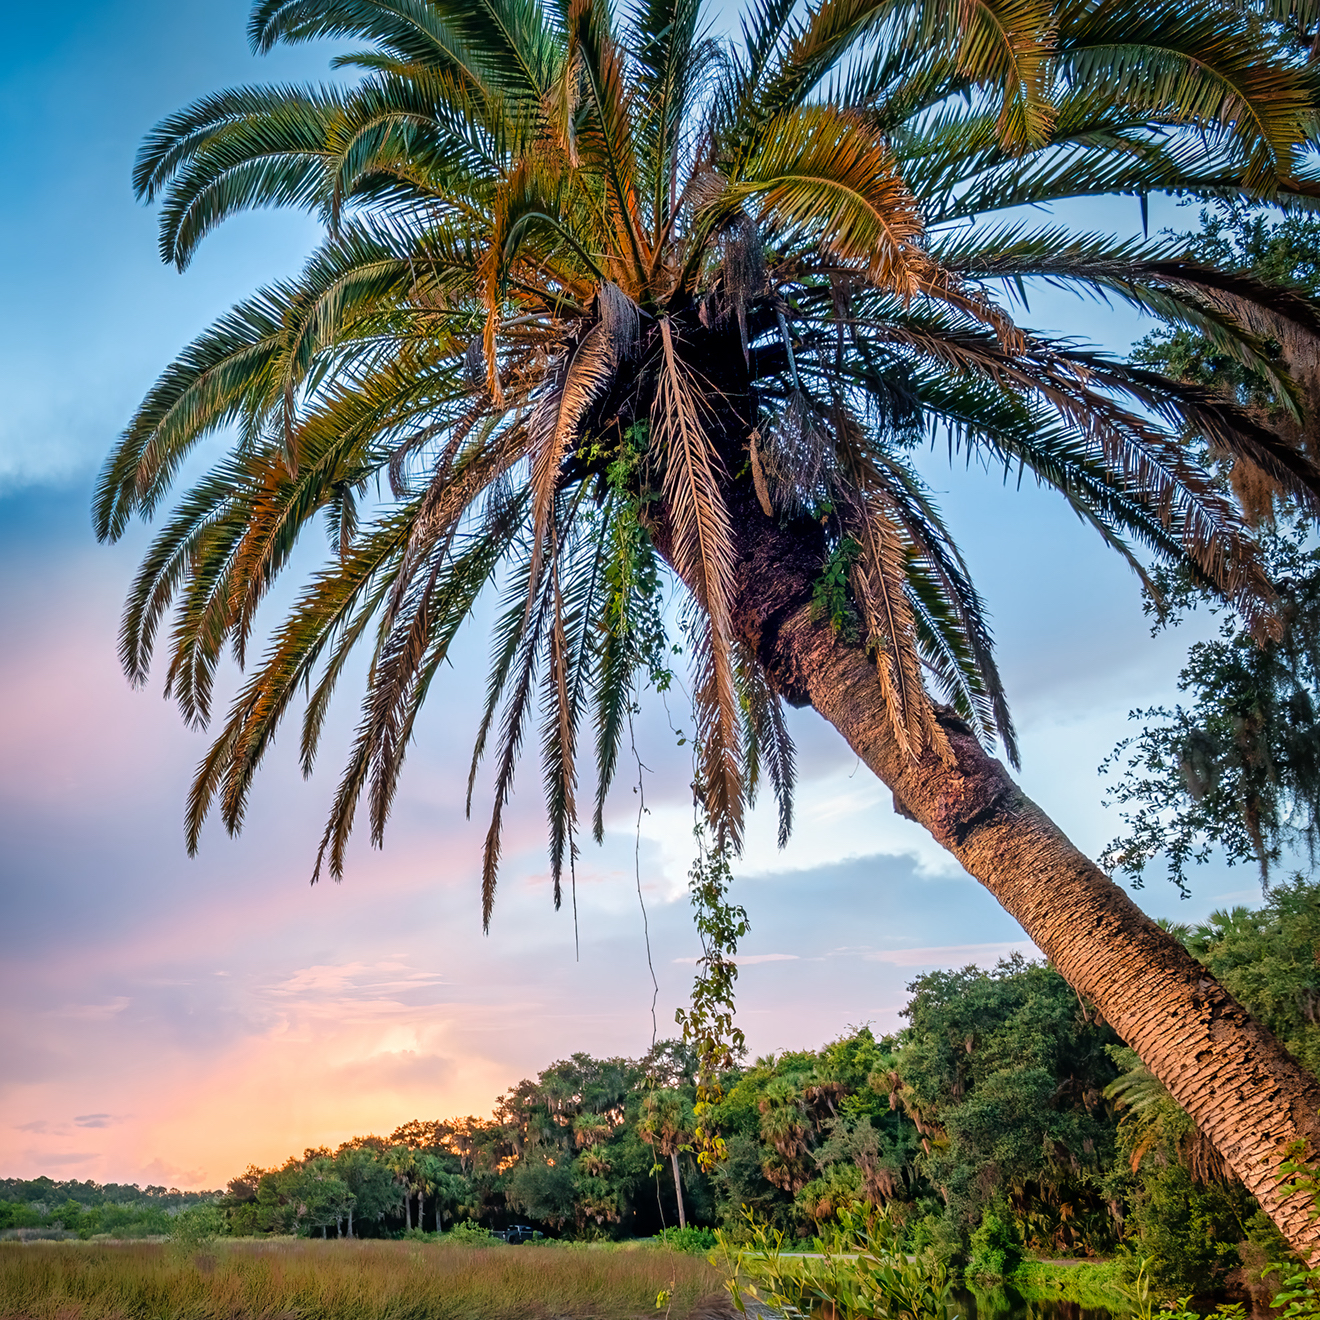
653;317;743;845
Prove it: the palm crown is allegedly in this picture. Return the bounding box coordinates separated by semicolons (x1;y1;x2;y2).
99;0;1320;927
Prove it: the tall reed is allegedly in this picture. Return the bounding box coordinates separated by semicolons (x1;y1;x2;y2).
0;1238;726;1319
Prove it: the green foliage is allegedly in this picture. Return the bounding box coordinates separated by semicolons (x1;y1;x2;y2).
0;1179;218;1242
1102;529;1320;893
0;1204;42;1232
1132;206;1320;416
1007;1257;1130;1307
167;1202;226;1249
1188;881;1320;1078
444;1219;497;1244
967;1208;1023;1281
505;1157;577;1228
1119;1161;1252;1295
715;1207;953;1320
675;825;749;1172
895;955;1121;1257
653;1226;718;1253
812;536;862;638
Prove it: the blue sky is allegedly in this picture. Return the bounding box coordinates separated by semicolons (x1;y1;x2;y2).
0;0;1267;1189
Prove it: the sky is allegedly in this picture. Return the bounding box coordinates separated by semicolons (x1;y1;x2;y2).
0;0;1271;1193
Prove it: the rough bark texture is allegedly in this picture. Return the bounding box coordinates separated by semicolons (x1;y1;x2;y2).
671;1150;688;1230
710;493;1320;1259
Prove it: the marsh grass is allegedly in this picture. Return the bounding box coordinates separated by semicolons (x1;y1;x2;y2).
0;1238;727;1319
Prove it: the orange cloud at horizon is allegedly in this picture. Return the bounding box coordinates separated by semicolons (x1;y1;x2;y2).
3;955;526;1188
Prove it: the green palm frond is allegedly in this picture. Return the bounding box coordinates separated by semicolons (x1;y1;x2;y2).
103;0;1320;923
134;84;347;267
1060;0;1315;192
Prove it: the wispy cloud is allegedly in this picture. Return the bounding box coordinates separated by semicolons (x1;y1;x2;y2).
865;941;1038;968
671;953;800;966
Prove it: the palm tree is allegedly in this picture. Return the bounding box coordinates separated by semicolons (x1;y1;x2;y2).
385;1145;418;1230
413;1150;450;1231
639;1088;695;1229
99;0;1320;1255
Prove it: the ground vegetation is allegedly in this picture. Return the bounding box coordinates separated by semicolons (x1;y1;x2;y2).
11;882;1320;1301
0;1238;725;1320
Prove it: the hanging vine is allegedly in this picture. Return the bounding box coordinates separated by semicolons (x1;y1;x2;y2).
675;817;749;1172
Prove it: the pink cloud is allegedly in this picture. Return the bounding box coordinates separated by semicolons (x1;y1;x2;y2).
865;940;1038;967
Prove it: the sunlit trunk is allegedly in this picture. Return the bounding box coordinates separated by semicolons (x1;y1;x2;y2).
658;491;1320;1260
670;1150;687;1231
347;1207;353;1238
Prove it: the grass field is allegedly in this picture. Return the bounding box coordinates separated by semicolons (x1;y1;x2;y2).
0;1238;732;1320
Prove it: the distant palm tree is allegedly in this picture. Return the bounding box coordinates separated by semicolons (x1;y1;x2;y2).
385;1145;418;1230
100;0;1320;1255
639;1089;695;1229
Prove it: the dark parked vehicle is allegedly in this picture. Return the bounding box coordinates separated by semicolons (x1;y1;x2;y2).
495;1225;539;1244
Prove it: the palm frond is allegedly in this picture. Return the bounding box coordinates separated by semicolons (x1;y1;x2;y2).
717;106;924;291
738;646;796;847
653;317;743;845
841;482;946;762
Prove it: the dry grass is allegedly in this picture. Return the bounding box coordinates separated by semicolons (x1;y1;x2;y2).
0;1238;730;1320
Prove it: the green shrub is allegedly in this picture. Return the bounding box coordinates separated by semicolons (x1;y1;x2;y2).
908;1212;963;1269
1121;1163;1246;1295
654;1226;717;1253
168;1202;226;1249
1008;1258;1129;1307
715;1208;951;1320
0;1204;42;1233
443;1219;497;1245
967;1209;1022;1282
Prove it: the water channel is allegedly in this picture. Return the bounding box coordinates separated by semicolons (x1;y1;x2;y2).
950;1291;1129;1320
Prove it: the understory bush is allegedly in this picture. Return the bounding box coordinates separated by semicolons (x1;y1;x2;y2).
967;1209;1023;1282
654;1226;718;1253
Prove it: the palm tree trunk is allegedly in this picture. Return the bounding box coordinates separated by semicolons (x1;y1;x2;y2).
678;496;1320;1259
404;1187;411;1231
669;1150;687;1230
347;1206;353;1238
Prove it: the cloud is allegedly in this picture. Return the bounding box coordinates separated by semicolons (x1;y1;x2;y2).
670;953;801;966
865;941;1038;968
265;963;451;1003
57;999;130;1021
74;1114;114;1129
137;1158;209;1188
29;1151;98;1168
334;1051;456;1091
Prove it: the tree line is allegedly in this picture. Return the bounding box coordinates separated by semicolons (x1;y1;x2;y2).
189;874;1320;1300
0;1180;218;1239
12;878;1317;1299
